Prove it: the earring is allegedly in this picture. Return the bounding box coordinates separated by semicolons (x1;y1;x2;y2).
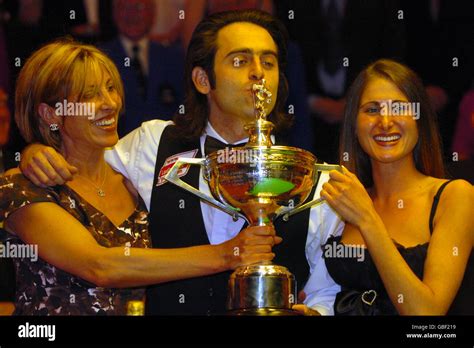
50;123;59;131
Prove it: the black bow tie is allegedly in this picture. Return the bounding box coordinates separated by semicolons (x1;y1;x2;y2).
204;136;245;156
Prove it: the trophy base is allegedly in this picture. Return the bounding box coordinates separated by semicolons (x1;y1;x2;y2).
228;264;298;315
227;308;302;316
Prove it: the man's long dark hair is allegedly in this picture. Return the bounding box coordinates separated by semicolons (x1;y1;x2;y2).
173;9;292;140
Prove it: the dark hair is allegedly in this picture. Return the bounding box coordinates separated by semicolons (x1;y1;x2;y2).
340;59;445;187
173;9;291;140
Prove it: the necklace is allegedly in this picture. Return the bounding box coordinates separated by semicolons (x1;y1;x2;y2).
77;165;108;197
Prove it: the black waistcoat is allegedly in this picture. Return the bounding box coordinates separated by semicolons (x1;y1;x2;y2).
146;125;314;315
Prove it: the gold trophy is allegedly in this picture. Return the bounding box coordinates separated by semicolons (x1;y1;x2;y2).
165;79;341;315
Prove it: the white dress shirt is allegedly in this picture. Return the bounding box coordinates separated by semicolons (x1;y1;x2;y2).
105;119;344;315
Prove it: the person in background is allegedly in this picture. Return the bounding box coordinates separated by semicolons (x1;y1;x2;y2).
181;0;274;50
100;0;184;137
39;0;115;43
401;0;474;157
149;0;187;46
447;85;474;184
276;0;406;163
451;88;474;162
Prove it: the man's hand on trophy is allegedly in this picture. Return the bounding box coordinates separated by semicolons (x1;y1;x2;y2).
20;144;78;186
222;225;282;269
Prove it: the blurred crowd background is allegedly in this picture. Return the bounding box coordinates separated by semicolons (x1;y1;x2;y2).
0;0;473;168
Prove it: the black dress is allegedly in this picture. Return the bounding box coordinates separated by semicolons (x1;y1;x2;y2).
0;174;151;315
323;180;474;315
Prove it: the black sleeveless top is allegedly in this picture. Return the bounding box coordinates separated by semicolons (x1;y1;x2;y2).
323;180;474;315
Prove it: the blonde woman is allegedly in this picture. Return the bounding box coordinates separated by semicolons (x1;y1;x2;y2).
0;39;277;315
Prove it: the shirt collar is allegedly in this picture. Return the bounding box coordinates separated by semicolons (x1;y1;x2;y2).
203;121;248;145
202;121;276;146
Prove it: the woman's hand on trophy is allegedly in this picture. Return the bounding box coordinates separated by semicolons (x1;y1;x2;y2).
20;143;78;186
320;166;377;229
221;225;283;269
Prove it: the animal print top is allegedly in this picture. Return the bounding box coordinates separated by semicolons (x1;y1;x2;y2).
0;174;151;315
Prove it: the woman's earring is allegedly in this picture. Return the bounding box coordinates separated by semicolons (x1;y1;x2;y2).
49;123;59;131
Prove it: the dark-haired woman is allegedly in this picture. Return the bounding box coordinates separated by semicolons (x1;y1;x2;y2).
320;59;473;315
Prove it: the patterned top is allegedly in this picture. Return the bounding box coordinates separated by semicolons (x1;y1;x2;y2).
0;174;151;315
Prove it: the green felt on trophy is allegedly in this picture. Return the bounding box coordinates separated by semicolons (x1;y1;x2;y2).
250;178;295;195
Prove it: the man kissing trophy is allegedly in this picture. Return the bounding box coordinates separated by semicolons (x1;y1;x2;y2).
165;79;341;315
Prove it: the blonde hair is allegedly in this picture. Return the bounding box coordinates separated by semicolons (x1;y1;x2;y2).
15;38;124;151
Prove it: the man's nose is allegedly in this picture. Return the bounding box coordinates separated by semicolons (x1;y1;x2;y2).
249;59;264;80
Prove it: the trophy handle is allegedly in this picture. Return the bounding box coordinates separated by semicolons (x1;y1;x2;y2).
275;164;342;221
164;157;246;222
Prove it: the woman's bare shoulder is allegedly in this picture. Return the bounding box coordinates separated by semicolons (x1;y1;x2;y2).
432;178;473;219
427;177;472;198
439;178;473;197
